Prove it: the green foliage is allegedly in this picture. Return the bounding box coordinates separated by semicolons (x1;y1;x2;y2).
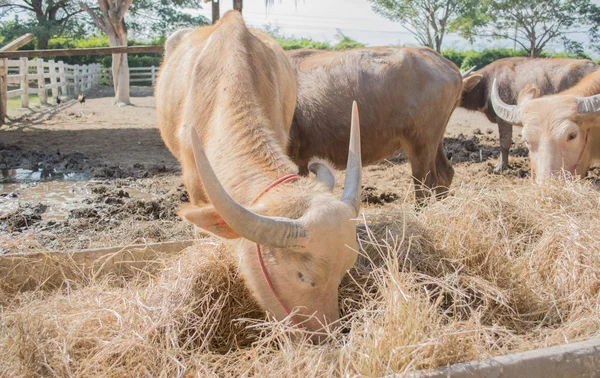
264;25;364;51
0;1;85;49
276;37;331;50
332;31;366;50
127;0;210;38
442;48;529;70
441;48;594;71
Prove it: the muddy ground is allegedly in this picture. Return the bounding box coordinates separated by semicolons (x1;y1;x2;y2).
1;86;597;254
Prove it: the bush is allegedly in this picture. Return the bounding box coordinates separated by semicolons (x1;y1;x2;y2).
442;48;529;71
332;35;366;50
276;37;331;51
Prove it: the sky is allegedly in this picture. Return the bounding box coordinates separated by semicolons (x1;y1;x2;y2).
175;0;600;53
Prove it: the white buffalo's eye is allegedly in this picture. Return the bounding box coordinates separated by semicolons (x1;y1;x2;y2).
567;131;578;142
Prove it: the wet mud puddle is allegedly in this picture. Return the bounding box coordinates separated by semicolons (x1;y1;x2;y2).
0;178;154;222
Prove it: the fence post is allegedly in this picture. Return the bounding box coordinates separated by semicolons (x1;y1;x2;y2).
58;61;67;97
20;57;28;108
151;66;156;86
36;58;47;104
48;60;58;101
74;64;80;95
86;65;92;89
0;59;7;121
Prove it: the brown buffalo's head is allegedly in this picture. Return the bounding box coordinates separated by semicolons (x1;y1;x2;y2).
491;78;600;183
180;102;363;340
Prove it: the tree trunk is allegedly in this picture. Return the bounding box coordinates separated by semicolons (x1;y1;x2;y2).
212;0;220;24
37;34;49;50
233;0;242;12
81;0;133;106
106;23;131;105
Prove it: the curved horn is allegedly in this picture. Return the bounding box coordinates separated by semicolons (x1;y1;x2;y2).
460;66;477;77
341;101;362;216
190;129;306;248
576;94;600;114
491;78;522;125
308;160;335;192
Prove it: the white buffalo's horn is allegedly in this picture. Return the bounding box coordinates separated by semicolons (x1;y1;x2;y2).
341;101;363;216
491;78;522;124
308;161;335;192
576;94;600;114
460;66;477;77
190;129;306;248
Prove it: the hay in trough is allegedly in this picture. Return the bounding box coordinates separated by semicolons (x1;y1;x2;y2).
1;177;600;376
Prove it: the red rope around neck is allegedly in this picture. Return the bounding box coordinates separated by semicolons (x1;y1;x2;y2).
571;128;590;175
249;174;302;327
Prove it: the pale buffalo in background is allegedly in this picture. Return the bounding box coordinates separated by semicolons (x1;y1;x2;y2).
460;57;598;172
287;47;462;201
491;70;600;183
155;11;363;339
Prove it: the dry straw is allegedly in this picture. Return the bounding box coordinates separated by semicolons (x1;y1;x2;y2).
1;177;599;377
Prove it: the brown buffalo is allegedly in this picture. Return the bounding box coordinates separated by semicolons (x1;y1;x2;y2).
460;57;598;172
287;47;462;200
491;70;600;183
155;11;363;340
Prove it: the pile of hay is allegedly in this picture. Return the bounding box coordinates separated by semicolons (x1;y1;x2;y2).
1;178;599;376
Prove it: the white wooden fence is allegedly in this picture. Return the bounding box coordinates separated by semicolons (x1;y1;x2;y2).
4;58;102;108
101;66;159;86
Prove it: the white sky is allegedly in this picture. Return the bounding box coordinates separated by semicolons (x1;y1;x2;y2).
175;0;600;53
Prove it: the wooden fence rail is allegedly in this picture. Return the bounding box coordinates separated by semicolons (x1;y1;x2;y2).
1;58;102;108
101;66;160;86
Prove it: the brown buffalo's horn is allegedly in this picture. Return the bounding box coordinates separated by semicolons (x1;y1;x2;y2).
460;66;477;77
491;78;522;125
576;94;600;114
308;161;335;191
190;128;306;248
341;101;362;216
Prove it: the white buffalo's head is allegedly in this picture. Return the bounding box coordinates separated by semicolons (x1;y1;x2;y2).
491;78;600;183
180;103;363;341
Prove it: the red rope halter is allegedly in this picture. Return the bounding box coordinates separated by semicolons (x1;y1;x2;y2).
249;173;302;327
570;128;590;175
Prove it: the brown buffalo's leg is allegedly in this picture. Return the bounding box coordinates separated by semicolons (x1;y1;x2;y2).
404;142;437;204
495;119;513;173
434;141;454;198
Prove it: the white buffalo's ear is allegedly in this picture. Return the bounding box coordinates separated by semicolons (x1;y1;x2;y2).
178;205;240;239
517;84;540;105
462;74;482;93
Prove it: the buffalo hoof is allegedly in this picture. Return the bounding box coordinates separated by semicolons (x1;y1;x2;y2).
493;161;512;174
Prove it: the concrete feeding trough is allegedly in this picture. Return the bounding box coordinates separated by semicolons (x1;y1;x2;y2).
2;240;600;376
406;338;600;377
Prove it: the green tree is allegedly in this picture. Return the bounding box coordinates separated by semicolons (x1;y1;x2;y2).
368;0;481;52
464;0;600;58
127;0;209;38
0;1;85;49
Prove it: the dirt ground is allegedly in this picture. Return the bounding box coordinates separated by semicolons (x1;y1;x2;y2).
0;86;596;254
